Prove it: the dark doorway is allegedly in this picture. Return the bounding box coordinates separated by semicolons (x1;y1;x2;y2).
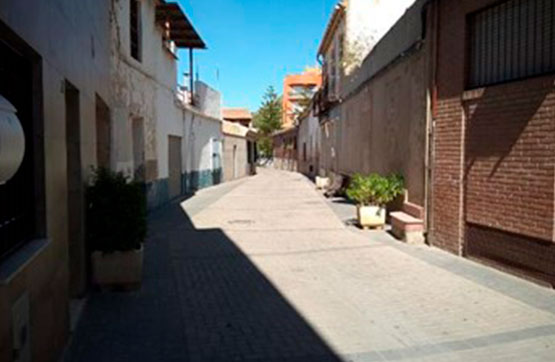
95;94;111;170
66;81;86;297
168;135;182;199
132;117;145;181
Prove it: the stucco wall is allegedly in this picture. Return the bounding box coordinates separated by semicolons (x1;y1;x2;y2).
181;108;223;196
195;81;222;120
110;0;223;209
0;0;111;361
222;135;249;182
337;46;429;205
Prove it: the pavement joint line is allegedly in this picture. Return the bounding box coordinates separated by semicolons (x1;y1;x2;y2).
245;244;388;257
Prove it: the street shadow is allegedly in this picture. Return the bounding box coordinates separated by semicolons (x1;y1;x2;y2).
65;199;342;362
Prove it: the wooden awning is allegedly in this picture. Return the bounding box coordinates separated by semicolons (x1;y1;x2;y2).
156;2;206;49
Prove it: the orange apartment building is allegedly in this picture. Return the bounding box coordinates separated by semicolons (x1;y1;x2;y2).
282;68;322;129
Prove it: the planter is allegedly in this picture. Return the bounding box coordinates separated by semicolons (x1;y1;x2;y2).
357;205;386;229
92;244;143;289
315;176;330;190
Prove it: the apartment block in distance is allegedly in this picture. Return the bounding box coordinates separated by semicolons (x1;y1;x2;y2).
282;67;322;129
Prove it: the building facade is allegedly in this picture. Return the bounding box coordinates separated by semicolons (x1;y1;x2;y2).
430;0;555;286
0;1;112;361
272;127;299;171
313;0;555;286
316;0;417;177
222;121;258;182
109;0;223;209
222;108;253;128
282;68;322;129
297;104;320;179
0;1;227;361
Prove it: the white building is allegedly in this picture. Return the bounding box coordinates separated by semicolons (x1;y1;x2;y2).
109;0;224;209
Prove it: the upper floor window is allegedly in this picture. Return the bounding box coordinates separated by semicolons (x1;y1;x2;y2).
130;0;142;61
468;0;555;88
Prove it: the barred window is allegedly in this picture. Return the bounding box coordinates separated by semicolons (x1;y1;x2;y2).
468;0;555;88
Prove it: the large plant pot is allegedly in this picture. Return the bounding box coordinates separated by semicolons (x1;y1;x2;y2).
316;176;330;190
357;205;386;229
92;245;143;289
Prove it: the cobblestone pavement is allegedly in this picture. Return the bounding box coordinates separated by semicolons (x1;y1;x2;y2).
66;168;555;362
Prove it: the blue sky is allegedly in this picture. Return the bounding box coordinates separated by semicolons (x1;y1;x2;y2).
176;0;337;112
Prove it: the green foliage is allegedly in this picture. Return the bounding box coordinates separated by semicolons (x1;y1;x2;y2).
253;86;283;157
253;86;282;134
86;168;147;253
346;173;405;207
257;137;273;158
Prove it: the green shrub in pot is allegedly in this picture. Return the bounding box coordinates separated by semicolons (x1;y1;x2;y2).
86;168;147;287
346;173;404;228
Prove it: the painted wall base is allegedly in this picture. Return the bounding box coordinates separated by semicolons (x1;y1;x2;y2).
146;168;222;210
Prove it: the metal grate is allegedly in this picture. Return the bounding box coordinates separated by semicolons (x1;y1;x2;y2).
468;0;555;88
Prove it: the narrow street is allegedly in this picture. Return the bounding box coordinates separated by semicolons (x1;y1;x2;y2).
66;169;555;362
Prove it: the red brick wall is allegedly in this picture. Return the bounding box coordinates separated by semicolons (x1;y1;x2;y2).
466;224;555;286
431;0;555;285
464;77;555;241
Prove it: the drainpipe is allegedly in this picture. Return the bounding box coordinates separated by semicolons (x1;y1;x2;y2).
424;0;440;244
189;48;194;106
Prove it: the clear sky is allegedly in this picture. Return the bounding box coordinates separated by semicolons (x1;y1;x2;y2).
176;0;337;113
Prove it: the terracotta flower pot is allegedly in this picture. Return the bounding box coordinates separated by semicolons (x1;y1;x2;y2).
92;244;143;289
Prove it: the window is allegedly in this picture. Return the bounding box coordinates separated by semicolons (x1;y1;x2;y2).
468;0;555;88
0;23;45;260
130;0;141;61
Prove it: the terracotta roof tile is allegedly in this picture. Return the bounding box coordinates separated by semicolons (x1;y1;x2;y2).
222;108;252;120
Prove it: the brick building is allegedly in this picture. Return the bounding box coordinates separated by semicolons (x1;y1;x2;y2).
430;0;555;286
272;127;299;171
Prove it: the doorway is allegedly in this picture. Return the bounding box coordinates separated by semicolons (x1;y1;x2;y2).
233;144;238;179
95;94;111;170
168;135;182;199
132;118;145;181
65;81;86;297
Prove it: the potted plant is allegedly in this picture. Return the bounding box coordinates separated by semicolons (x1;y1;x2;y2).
315;175;330;190
346;173;404;229
87;168;147;289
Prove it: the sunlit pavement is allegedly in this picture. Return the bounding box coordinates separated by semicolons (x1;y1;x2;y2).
66;168;555;362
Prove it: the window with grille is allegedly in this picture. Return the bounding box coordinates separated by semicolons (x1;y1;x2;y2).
468;0;555;88
130;0;141;61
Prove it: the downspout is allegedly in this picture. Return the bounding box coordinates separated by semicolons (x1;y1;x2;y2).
424;0;440;244
189;48;194;106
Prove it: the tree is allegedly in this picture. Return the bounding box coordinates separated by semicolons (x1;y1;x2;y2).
253;86;283;157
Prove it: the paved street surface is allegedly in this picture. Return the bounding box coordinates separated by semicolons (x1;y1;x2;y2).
66;168;555;362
